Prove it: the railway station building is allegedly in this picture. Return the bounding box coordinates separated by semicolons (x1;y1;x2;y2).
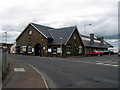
16;23;113;57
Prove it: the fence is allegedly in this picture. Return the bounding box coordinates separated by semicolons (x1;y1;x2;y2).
2;47;8;75
0;46;8;89
0;46;8;75
0;47;2;90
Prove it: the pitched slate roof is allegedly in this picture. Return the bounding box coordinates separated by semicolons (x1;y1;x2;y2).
81;35;113;48
32;23;112;48
16;23;113;48
16;23;54;40
31;23;54;38
48;26;76;45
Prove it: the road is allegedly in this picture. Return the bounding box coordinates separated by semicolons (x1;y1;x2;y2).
8;54;118;88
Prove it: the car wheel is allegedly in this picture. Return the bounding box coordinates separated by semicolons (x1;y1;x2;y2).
87;54;90;56
98;54;100;56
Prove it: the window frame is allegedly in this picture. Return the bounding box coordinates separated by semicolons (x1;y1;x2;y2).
20;45;27;53
28;45;32;54
20;45;23;53
66;45;71;54
28;30;32;36
52;47;57;54
78;45;82;54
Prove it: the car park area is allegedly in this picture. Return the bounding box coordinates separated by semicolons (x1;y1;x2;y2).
87;50;103;56
102;50;114;55
87;50;116;57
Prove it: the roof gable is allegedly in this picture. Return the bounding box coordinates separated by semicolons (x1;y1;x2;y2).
16;23;54;41
31;23;54;38
48;26;76;45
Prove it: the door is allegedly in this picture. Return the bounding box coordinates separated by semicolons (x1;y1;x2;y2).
35;43;42;56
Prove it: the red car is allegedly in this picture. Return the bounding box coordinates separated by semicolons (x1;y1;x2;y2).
87;51;103;56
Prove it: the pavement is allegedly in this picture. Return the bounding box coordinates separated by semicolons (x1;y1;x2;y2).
2;58;48;89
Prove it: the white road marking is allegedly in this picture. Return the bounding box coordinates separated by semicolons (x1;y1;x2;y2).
34;56;118;67
112;65;118;67
14;68;25;72
103;64;111;66
96;63;103;65
54;58;119;67
96;62;118;67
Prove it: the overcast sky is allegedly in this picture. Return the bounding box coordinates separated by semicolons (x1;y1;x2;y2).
0;0;119;51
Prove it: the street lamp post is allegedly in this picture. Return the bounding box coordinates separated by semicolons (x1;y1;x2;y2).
5;32;7;44
84;24;91;55
84;24;91;35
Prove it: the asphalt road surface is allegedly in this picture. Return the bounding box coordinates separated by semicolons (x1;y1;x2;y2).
8;54;118;88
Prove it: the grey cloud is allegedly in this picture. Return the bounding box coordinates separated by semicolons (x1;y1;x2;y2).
1;7;28;20
2;22;28;32
105;39;118;51
1;22;29;43
0;0;118;48
53;10;118;39
2;31;20;44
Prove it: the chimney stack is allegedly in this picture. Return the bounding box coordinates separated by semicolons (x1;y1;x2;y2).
100;37;104;45
90;34;94;44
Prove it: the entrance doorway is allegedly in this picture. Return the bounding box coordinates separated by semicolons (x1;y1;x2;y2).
35;43;42;56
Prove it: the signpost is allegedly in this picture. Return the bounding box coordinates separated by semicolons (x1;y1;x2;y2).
60;34;62;57
57;48;62;53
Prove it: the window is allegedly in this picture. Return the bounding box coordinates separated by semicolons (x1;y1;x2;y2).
28;45;32;53
20;45;23;53
78;45;82;54
74;36;76;39
48;48;52;53
28;30;32;36
22;46;26;52
74;36;76;47
66;45;71;54
20;45;26;53
53;47;57;54
75;44;76;47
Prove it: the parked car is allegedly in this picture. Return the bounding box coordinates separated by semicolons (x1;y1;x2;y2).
113;51;118;54
102;50;114;55
118;51;120;56
87;51;103;56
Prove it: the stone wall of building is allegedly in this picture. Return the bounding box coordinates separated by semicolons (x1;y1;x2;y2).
16;24;48;56
66;28;84;56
